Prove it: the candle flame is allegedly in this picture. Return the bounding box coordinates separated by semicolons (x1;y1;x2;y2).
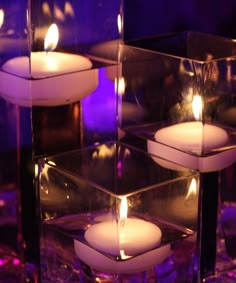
35;164;39;178
54;4;65;21
65;1;75;17
42;2;51;17
185;178;197;202
192;95;202;120
120;196;128;221
117;13;122;35
44;23;59;52
0;9;4;29
115;77;126;96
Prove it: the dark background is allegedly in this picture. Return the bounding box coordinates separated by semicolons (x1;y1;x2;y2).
124;0;236;40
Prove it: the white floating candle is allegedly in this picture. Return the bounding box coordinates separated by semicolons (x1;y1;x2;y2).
2;52;92;79
147;95;236;172
74;240;171;274
74;197;169;273
85;218;162;257
0;23;97;106
154;122;228;154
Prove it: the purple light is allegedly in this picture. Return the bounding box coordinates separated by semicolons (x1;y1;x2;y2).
13;258;21;266
0;258;7;266
82;68;116;133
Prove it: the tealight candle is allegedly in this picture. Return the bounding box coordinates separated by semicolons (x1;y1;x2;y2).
2;51;92;79
148;138;236;172
74;197;171;273
154;121;228;154
147;95;236;172
74;240;171;274
0;23;97;106
85;218;161;257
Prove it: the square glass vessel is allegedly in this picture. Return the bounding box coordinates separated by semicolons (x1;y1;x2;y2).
120;32;236;172
38;141;199;283
119;32;236;282
0;1;122;282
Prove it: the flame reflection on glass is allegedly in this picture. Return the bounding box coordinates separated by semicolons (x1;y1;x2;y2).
185;177;197;204
115;77;125;96
117;13;122;35
120;196;128;222
0;9;4;29
192;94;203;120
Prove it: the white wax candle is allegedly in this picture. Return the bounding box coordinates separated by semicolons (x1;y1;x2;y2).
85;218;161;256
154;122;228;153
147;121;236;172
74;218;169;273
74;240;171;274
0;52;97;106
2;52;92;79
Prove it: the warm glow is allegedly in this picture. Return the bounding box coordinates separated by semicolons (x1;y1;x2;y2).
120;196;128;221
42;2;51;17
44;23;59;52
54;4;65;21
115;77;126;95
192;95;202;120
0;9;4;29
120;249;132;260
92;145;115;159
73;104;80;120
48;160;56;166
185;178;197;201
35;164;39;178
65;1;75;17
117;13;122;35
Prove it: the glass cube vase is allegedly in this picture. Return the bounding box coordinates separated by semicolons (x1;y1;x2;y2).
0;1;122;282
118;32;236;282
38;141;200;283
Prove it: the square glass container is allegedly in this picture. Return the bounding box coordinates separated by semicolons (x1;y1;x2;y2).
38;141;199;283
0;0;122;108
120;32;236;173
118;32;236;282
0;1;122;282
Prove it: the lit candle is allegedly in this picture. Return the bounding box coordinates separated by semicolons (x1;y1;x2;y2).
169;177;198;225
74;197;171;273
0;24;97;106
147;95;236;172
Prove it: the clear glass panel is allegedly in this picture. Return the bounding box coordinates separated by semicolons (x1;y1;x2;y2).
0;1;123;282
38;142;200;282
0;1;30;282
120;32;236;173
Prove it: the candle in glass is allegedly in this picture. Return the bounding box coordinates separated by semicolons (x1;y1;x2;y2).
74;196;171;273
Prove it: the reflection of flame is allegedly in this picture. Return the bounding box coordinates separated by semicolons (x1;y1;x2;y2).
41;160;56;181
92;144;115;159
115;77;126;95
120;249;132;260
54;4;65;21
44;23;59;52
35;164;39;178
185;178;197;202
0;9;4;29
65;1;75;17
117;14;122;35
42;2;51;17
192;95;202;120
73;104;80;120
120;196;128;221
